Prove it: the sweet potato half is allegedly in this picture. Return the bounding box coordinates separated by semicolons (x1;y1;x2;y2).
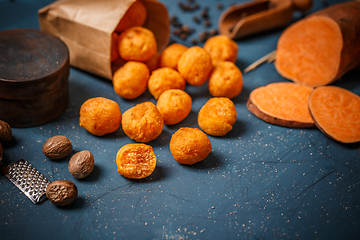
247;82;314;128
309;86;360;143
275;1;360;87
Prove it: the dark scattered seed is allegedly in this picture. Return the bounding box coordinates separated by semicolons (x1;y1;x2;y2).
173;28;182;36
201;7;209;19
173;3;221;44
170;15;182;28
182;25;190;32
193;16;201;24
216;3;224;10
193;3;200;10
210;29;218;36
191;39;198;45
180;33;188;40
204;20;211;28
199;31;210;43
322;1;329;7
178;1;200;12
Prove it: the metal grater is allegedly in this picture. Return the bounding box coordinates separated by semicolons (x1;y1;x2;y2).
3;159;51;204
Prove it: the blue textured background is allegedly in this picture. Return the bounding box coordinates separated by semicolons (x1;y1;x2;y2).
1;0;359;239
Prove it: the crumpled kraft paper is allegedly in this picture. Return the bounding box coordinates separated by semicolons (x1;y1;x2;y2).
38;0;170;80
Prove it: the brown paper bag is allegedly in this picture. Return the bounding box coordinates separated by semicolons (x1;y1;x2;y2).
38;0;170;80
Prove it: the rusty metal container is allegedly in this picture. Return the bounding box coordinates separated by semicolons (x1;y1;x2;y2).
0;29;69;127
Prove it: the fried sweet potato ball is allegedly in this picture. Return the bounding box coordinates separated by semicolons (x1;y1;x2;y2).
177;46;213;86
122;102;164;143
80;97;121;136
159;43;188;70
113;61;150;99
145;51;161;72
156;89;192;125
115;0;147;33
169;127;212;165
118;26;157;62
148;67;186;100
198;97;237;136
203;35;238;66
116;143;156;179
208;61;243;99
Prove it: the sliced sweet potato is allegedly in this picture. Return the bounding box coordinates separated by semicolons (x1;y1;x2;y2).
247;82;314;128
275;1;360;87
309;86;360;143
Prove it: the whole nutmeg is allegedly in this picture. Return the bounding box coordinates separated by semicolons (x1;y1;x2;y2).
0;120;12;143
68;150;94;179
42;135;73;160
46;180;78;206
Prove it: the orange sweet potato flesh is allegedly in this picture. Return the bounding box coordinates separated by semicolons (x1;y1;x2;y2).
247;82;314;128
275;1;360;87
309;86;360;143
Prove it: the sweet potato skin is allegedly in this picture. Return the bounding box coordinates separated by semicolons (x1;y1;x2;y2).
247;97;315;128
275;1;360;87
313;1;360;80
247;82;315;128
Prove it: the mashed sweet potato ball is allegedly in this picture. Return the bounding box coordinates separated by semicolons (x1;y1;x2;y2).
122;102;164;143
156;89;192;125
198;97;237;136
113;61;150;99
203;35;238;66
118;26;157;62
159;43;188;70
177;46;213;86
115;0;147;33
169;127;212;165
79;97;121;136
208;61;243;99
148;67;186;100
116;143;156;179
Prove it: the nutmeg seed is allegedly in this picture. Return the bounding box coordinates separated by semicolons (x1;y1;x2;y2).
68;150;94;179
42;135;73;160
46;180;78;206
0;120;12;143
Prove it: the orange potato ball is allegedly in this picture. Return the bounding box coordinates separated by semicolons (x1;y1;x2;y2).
203;35;238;66
116;143;156;179
156;89;192;125
118;26;157;62
122;102;164;143
115;0;147;33
177;46;213;86
148;67;186;100
79;97;121;136
111;57;127;74
208;61;243;99
169;127;212;165
159;43;189;70
198;97;237;136
111;32;120;62
113;61;150;99
145;51;161;72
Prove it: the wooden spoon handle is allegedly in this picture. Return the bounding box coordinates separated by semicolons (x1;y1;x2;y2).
292;0;313;12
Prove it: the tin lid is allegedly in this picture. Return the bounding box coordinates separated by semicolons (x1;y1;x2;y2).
0;29;70;127
0;29;69;99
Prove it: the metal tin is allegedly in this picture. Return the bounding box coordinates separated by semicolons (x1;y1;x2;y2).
0;29;69;127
